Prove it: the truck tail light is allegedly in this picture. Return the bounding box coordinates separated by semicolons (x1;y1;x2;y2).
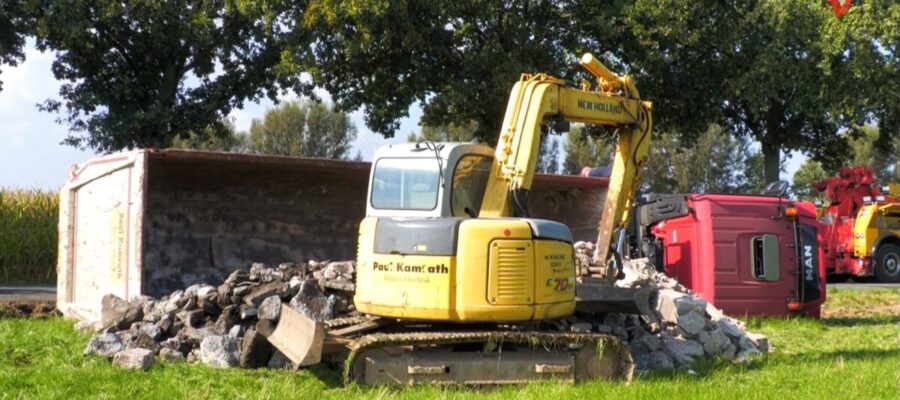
788;300;802;312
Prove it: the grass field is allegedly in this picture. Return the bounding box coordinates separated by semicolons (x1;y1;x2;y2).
1;288;898;399
0;188;58;283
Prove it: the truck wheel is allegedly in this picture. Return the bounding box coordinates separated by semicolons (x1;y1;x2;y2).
874;244;900;283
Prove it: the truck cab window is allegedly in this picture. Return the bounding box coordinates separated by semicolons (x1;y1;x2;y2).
751;234;780;281
451;155;492;217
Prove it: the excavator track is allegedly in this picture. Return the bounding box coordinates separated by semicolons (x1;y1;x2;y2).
343;330;634;386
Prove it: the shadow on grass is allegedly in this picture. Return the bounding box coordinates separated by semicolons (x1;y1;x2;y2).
306;364;344;388
821;316;900;327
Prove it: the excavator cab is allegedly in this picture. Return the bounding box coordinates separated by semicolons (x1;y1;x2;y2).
355;142;578;322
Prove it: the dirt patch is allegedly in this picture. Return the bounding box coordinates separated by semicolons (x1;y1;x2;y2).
0;301;59;319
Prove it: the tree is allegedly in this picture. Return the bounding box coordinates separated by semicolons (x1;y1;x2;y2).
406;121;477;143
0;0;28;91
562;126;614;176
169;121;249;153
572;0;900;183
535;134;560;174
307;1;900;185
668;125;761;194
850;125;899;183
248;100;357;159
792;160;829;202
30;0;313;152
306;1;571;140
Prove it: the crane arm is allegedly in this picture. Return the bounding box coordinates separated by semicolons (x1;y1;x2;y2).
478;53;653;268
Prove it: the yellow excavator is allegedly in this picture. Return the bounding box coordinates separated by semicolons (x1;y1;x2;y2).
268;53;653;385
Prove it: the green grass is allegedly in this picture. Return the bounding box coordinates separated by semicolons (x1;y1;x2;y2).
0;188;58;283
1;288;898;399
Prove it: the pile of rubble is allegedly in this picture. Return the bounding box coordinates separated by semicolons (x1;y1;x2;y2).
81;261;356;370
80;244;768;374
572;241;769;371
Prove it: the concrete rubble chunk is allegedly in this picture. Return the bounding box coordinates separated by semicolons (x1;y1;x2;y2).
716;317;746;338
239;328;273;369
677;310;708;337
198;335;240;368
101;294;143;331
257;296;282;321
112;348;156;371
84;332;124;358
243;282;281;307
746;332;770;353
289;280;335;321
698;328;730;356
159;347;186;363
662;336;704;366
635;351;674;371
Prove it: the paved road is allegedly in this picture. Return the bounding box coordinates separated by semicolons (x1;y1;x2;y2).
0;284;56;302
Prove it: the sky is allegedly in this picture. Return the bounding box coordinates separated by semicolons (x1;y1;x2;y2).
0;43;804;190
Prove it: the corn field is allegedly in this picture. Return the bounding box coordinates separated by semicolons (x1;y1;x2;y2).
0;188;58;283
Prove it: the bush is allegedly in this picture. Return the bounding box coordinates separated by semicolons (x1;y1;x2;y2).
0;188;58;283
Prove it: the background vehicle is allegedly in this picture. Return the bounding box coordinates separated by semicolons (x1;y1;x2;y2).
814;166;900;283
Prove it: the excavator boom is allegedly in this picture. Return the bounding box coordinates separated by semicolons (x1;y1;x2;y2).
480;53;653;270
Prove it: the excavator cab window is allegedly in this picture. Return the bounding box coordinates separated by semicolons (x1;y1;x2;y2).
371;157;440;210
451;155;492;217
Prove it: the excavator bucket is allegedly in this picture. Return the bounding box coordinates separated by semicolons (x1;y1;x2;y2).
265;304;327;367
576;278;661;330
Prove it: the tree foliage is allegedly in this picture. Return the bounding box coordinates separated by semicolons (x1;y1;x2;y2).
29;0;313;152
536;134;560;174
0;0;28;91
791;159;828;202
305;0;900;185
248;100;357;159
850;125;899;183
561;126;613;175
406;121;477;143
169;121;249;153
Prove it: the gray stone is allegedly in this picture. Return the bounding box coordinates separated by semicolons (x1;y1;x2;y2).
233;285;251;297
198;335;240;368
635;351;674;371
267;350;296;370
138;323;162;341
289;280;335;321
228;324;243;339
214;305;240;335
177;309;205;328
677;310;708;337
570;322;592;333
698;328;730;356
721;343;737;359
239;328;273;369
737;335;758;352
84;332;124;358
159;347;186;363
654;289;685;323
323;280;355;292
240;305;258;320
662;336;704;365
100;294;143;331
126;333;160;353
257;296;282;321
630;334;661;354
112;348;156;371
734;347;763;364
243;282;282;307
716;317;745;338
746;332;770;353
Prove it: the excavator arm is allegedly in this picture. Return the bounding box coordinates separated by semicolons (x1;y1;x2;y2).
479;53;653;269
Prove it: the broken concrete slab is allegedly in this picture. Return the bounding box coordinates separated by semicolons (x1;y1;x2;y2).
239;328;273;369
84;332;124;358
198;335;240;368
100;294;143;331
113;348;156;371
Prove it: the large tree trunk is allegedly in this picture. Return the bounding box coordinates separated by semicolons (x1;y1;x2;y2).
761;140;781;184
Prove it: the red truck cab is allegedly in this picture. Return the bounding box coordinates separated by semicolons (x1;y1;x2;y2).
633;193;826;318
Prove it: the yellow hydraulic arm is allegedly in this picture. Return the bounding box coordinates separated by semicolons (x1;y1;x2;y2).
478;53;653;270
